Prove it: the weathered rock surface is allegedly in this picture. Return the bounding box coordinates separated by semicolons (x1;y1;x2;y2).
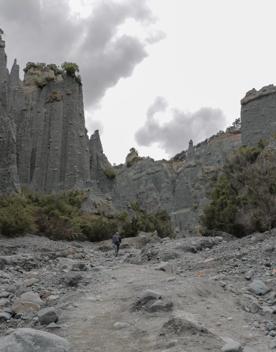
241;85;276;146
110;131;241;234
0;30;20;194
38;307;58;325
0;328;70;352
89;129;112;190
17;66;90;192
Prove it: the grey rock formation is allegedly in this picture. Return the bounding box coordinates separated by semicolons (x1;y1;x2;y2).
89;129;112;191
111;131;241;234
0;31;20;194
16;65;90;192
241;85;276;146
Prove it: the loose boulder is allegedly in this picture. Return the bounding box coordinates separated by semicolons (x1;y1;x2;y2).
249;279;270;296
0;328;70;352
38;307;59;325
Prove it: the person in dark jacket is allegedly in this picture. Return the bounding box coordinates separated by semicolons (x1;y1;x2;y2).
112;232;121;257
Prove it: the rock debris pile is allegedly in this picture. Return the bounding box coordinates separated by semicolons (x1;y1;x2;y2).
0;231;275;351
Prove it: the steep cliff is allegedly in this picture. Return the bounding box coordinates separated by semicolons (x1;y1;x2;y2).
241;85;276;146
16;64;90;192
0;30;19;194
110;130;241;234
89;130;112;191
2;31;275;236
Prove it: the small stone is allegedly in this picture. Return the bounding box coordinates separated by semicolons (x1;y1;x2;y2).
113;322;129;329
249;279;270;296
245;270;254;281
38;307;58;325
0;291;10;299
0;299;9;308
47;322;62;329
222;340;243;352
0;312;11;322
147;299;173;313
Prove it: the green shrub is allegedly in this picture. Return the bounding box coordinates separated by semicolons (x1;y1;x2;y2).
201;142;276;237
103;167;116;179
0;190;172;241
61;62;79;77
120;204;172;238
79;215;117;242
0;195;36;236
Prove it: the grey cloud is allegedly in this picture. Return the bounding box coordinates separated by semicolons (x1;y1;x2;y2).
0;0;159;107
135;98;227;156
147;96;168;118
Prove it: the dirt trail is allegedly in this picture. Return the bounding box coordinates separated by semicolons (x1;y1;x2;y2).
60;257;269;352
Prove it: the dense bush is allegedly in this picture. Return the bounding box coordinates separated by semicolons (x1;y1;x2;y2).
201;141;276;237
0;194;36;236
103;167;116;179
120;203;172;238
0;191;173;241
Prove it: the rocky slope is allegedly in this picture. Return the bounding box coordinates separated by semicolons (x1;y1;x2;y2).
0;232;275;351
109;130;241;234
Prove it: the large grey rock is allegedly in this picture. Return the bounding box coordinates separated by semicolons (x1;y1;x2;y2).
0;328;70;352
249;279;270;296
12;291;43;314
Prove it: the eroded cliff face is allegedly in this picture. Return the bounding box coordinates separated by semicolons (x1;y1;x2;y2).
0;31;20;194
16;65;90;192
1;32;268;235
241;85;276;146
89;130;112;191
110;131;241;234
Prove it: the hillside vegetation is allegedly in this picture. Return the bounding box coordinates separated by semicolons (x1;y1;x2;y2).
201;141;276;237
0;191;172;241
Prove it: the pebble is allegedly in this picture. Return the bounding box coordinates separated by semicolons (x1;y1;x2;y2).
113;322;129;330
0;312;11;322
222;340;243;352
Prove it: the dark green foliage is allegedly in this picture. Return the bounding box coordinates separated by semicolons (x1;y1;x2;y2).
61;62;79;77
201;142;276;237
120;204;172;238
24;62;46;73
103;167;116;179
0;194;36;236
0;191;172;241
80;215;118;242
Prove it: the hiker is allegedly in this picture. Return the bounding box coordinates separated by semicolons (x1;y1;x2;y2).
112;232;121;257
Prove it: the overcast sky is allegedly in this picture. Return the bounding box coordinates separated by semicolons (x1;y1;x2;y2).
1;0;276;164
